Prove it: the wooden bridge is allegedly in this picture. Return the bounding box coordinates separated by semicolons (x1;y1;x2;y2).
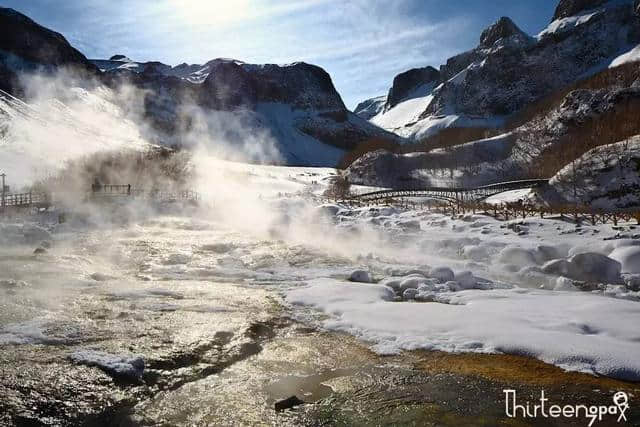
0;184;200;212
350;179;549;203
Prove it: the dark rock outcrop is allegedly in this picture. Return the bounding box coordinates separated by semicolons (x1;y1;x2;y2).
274;396;304;412
0;7;98;95
0;8;96;70
552;0;607;20
386;66;440;109
479;17;529;48
354;96;386;120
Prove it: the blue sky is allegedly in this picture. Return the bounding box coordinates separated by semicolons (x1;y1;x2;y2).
2;0;558;109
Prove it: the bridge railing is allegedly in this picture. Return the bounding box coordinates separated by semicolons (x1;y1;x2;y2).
1;192;49;208
350;179;550;202
89;185;200;202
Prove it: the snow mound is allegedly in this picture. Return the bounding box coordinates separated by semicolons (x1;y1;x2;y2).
542;252;622;284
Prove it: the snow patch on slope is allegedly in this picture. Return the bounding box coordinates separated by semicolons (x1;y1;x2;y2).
609;44;640;67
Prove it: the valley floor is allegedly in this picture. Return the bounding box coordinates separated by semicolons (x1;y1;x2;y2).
1;165;640;426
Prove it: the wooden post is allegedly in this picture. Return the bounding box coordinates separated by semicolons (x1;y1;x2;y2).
0;172;5;210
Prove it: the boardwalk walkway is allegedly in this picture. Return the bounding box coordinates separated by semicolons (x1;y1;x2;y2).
0;185;200;212
350;179;549;203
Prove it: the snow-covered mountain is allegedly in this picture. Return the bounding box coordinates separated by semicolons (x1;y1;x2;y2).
347;61;640;195
0;7;398;169
93;56;399;166
358;0;640;142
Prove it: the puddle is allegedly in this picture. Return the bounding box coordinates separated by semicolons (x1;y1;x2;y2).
264;367;356;404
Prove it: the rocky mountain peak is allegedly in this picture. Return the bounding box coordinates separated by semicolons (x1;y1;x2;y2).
109;54;131;62
0;7;96;69
479;17;527;48
552;0;607;20
386;66;440;109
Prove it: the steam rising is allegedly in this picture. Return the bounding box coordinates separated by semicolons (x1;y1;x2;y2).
0;67;402;268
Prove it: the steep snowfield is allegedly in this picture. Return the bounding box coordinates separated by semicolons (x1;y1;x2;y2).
371;94;434;133
253;103;346;166
0;88;150;187
370;81;503;141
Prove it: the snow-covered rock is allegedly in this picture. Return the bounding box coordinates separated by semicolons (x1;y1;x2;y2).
429;267;455;282
69;350;145;380
569;252;622;283
349;269;373;283
554;276;581;291
286;278;640;380
609;246;640;273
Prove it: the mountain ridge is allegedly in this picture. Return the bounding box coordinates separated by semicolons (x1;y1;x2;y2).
356;0;640;143
0;7;399;167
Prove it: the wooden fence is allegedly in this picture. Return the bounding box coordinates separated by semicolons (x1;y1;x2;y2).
335;196;640;226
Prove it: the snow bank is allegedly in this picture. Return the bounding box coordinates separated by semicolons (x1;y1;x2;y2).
287;278;640;381
69;350;145;380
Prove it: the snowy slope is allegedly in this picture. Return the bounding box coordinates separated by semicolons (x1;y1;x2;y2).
0;88;150;187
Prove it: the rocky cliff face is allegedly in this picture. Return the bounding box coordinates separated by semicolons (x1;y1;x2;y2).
0;7;97;95
552;0;607;20
385;66;440;110
98;56;397;163
358;0;640;142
